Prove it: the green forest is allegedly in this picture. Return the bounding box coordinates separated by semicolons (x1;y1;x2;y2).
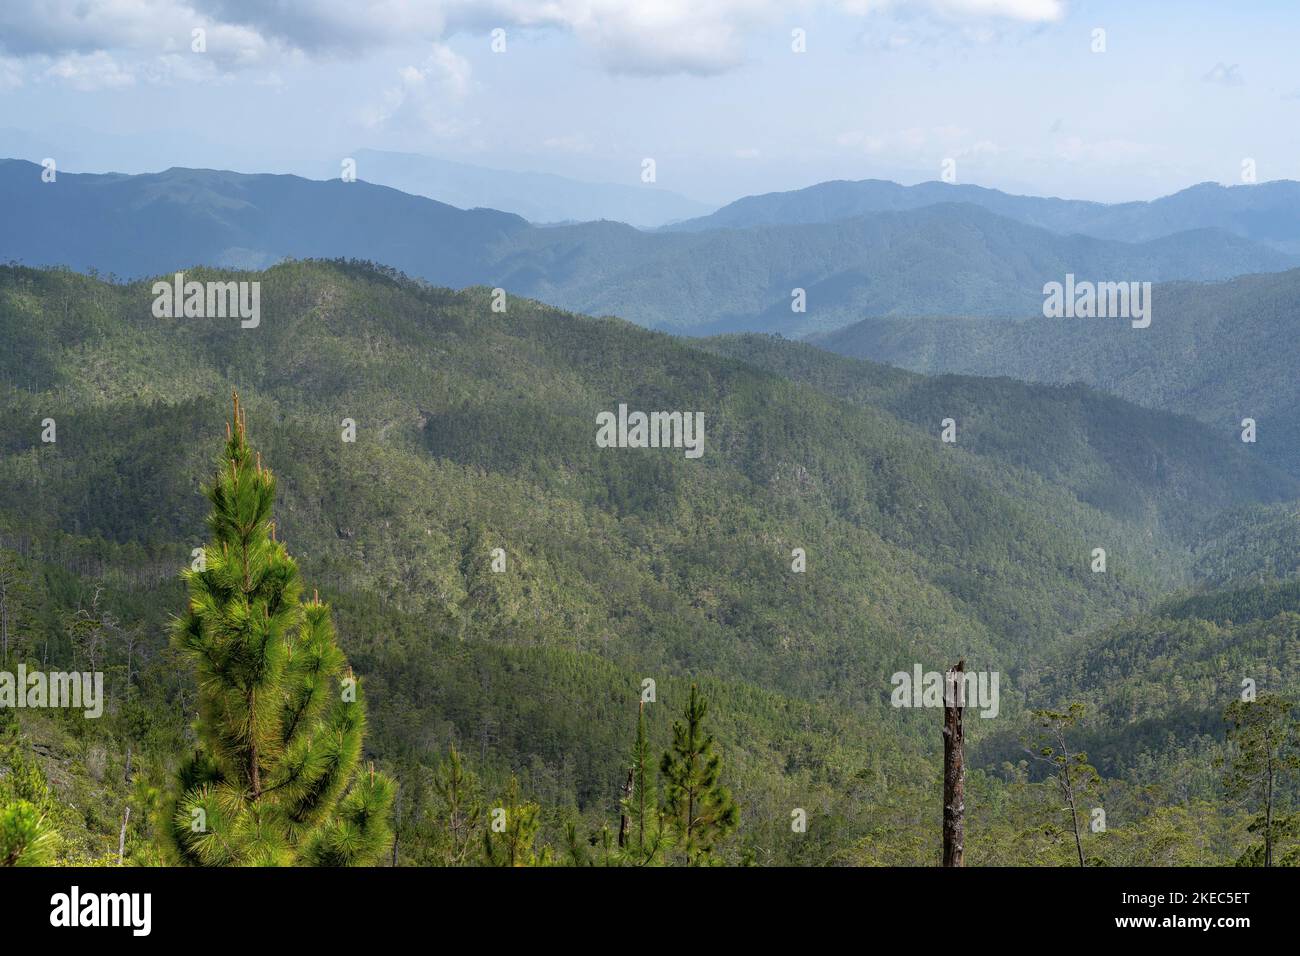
1;260;1298;866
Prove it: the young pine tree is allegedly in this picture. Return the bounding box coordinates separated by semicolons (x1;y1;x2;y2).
660;683;739;865
431;744;484;865
621;700;669;865
164;393;393;866
482;775;549;867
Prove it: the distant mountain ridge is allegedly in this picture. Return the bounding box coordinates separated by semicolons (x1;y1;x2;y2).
668;177;1300;255
3;159;1299;337
345;148;715;227
0;159;528;286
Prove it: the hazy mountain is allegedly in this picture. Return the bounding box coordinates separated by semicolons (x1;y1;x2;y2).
0;159;526;285
669;178;1300;255
3;160;1297;339
345;148;714;227
503;204;1298;335
812;268;1300;474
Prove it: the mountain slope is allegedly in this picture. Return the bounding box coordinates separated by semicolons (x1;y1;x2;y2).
0;259;1189;685
812;268;1300;474
0;260;1290;866
695;333;1300;542
495;204;1297;335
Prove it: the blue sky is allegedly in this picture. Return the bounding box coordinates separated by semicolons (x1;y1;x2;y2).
1;0;1296;204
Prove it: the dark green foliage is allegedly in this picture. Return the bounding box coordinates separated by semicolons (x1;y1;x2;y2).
660;684;739;864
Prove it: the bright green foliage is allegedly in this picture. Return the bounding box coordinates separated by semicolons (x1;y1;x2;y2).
661;684;739;865
0;800;56;866
482;775;549;866
625;702;670;864
0;711;62;866
164;394;392;866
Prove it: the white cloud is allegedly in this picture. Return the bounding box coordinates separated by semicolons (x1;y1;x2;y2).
0;56;23;90
363;42;473;134
841;0;1064;20
0;0;1070;82
43;51;136;91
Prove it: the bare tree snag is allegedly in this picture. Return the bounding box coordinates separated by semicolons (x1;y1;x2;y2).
618;767;634;848
943;659;966;867
118;805;132;864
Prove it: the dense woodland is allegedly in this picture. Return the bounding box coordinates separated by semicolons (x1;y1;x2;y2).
1;260;1298;866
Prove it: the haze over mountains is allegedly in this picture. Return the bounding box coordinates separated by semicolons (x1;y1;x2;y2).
4;158;1300;339
340;148;714;227
669;177;1300;255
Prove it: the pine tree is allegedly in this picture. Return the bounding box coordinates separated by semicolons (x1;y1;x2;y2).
0;546;33;667
482;775;549;866
0;711;59;866
621;700;669;865
0;801;55;866
164;393;393;866
1222;694;1300;867
431;744;483;865
660;683;739;865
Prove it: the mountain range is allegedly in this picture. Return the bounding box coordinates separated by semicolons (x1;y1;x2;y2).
670;177;1300;255
5;158;1300;338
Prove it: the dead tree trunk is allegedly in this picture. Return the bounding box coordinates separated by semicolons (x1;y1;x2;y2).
118;806;131;865
942;659;966;867
618;767;634;848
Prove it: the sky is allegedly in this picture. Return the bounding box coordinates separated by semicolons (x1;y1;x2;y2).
0;0;1297;205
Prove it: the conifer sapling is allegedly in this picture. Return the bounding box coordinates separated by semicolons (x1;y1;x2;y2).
165;393;393;866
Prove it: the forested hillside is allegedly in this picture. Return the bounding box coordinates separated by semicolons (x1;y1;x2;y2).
696;333;1299;540
0;261;1296;866
813;268;1300;475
